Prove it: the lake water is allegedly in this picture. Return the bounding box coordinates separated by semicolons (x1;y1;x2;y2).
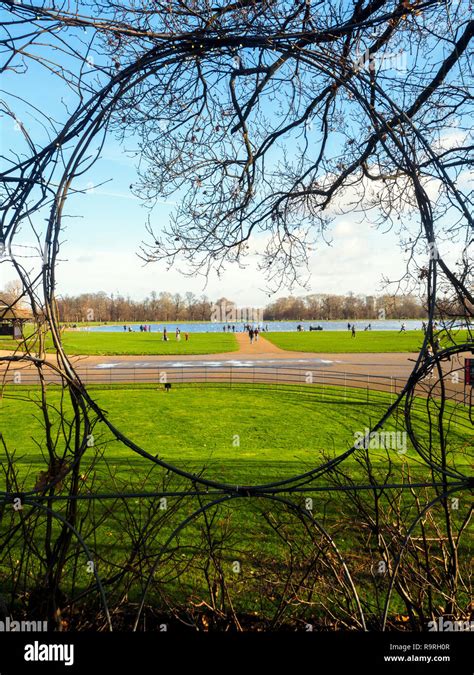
83;319;426;333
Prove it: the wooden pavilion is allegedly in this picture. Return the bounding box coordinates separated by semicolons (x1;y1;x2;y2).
0;304;33;339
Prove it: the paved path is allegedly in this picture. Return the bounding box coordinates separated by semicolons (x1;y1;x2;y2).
0;340;469;389
0;342;417;377
0;337;428;375
233;333;286;355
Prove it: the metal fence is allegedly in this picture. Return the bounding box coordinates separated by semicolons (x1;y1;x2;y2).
1;363;469;406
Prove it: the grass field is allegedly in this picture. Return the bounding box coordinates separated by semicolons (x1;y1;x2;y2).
1;383;470;485
0;384;398;485
0;383;471;625
265;329;471;353
0;330;238;356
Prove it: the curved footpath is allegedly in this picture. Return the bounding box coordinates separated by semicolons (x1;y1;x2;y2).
0;334;467;405
0;333;453;379
0;333;472;393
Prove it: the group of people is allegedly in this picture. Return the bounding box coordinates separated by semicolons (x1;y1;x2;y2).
122;324;152;332
297;323;323;331
222;323;270;333
121;324;190;341
244;323;269;332
162;327;189;342
421;321;439;333
248;327;260;343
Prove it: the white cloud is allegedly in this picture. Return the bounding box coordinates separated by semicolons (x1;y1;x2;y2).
52;213;406;304
433;128;470;153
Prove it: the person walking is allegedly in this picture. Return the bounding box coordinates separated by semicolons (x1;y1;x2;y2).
351;324;356;338
249;328;254;344
254;327;259;341
163;327;168;341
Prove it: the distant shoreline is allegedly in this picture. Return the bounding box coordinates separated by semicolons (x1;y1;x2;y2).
62;318;432;327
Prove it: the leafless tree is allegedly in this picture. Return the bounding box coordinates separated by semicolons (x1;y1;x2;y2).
0;0;472;631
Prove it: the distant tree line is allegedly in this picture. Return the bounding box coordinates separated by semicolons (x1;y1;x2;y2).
42;291;430;323
264;293;427;321
55;291;214;323
3;284;467;323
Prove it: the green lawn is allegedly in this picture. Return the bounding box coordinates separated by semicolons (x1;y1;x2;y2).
1;383;470;485
0;384;470;625
1;384;375;485
264;329;471;353
2;327;471;356
0;331;238;356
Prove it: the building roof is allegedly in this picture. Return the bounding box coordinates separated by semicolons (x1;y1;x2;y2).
0;304;33;321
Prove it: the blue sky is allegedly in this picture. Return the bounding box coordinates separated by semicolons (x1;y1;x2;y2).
0;7;469;306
